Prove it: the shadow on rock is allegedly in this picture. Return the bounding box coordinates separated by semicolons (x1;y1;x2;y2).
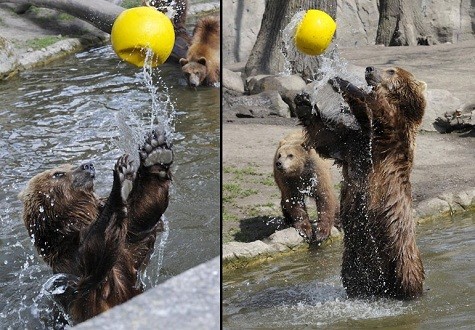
235;216;289;242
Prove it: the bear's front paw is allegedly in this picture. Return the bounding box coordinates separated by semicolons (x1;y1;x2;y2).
139;127;174;178
294;92;312;107
313;224;331;243
115;154;136;201
328;77;345;92
294;220;314;243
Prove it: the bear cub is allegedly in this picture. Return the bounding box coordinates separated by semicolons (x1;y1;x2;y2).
179;16;220;87
274;130;339;243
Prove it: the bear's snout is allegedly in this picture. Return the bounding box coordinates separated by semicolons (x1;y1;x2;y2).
275;160;283;170
79;162;95;179
365;66;381;86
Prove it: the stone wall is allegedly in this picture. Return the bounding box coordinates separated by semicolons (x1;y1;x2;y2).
75;257;220;330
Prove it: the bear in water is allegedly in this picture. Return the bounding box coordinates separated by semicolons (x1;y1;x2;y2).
19;127;173;323
273;130;339;242
179;16;220;87
295;66;426;299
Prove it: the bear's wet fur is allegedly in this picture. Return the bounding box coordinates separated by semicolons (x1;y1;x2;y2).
273;130;339;242
19;128;173;323
179;16;220;87
296;66;426;299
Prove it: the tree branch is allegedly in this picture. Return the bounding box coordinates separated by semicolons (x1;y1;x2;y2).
0;0;124;34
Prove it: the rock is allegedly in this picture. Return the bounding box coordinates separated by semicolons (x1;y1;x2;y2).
0;36;19;79
336;0;379;47
222;68;245;94
229;91;291;118
246;74;307;95
422;89;464;132
222;0;265;64
265;228;304;250
223;241;274;261
433;102;475;134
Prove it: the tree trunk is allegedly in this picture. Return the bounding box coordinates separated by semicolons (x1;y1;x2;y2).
245;0;336;78
0;0;123;34
376;0;430;46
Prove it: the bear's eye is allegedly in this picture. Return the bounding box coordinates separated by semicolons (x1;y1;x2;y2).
52;172;65;179
288;154;293;159
387;69;396;75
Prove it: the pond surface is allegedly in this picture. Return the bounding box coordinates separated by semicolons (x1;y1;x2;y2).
0;45;219;328
223;213;474;329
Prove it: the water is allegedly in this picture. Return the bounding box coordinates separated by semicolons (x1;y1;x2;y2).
282;12;370;130
223;213;475;329
0;45;219;328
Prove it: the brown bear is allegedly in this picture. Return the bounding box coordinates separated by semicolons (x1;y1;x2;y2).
18;127;173;324
142;0;191;61
179;16;220;87
273;130;339;243
295;66;426;300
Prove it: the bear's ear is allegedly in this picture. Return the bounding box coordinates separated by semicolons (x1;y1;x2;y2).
197;57;207;66
417;80;427;92
179;58;188;66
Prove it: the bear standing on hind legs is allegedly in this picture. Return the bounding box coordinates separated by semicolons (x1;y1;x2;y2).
295;66;426;300
19;127;173;324
273;130;339;243
179;16;220;87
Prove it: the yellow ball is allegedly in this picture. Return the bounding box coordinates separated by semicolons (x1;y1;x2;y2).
295;9;336;56
111;7;175;67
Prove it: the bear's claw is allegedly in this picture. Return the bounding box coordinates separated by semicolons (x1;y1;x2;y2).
140;127;174;176
115;154;136;201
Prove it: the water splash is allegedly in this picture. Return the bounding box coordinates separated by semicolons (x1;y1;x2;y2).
141;216;170;287
114;48;177;165
282;12;370;130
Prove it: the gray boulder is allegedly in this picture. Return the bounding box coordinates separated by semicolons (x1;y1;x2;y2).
227;90;291;118
422;89;464;132
223;68;245;94
246;74;307;95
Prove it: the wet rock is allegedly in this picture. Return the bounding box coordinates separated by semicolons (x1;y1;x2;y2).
415;188;475;220
223;68;245;94
246;74;307;95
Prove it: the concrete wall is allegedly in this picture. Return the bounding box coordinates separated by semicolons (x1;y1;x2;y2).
74;257;220;330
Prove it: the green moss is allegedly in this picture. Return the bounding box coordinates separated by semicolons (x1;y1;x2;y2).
27;36;64;50
121;0;142;8
58;12;74;21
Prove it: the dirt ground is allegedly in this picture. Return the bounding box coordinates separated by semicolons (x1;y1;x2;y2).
223;41;475;243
